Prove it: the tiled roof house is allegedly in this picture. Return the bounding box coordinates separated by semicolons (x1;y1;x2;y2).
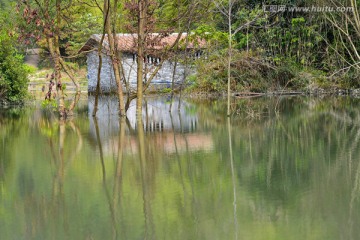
80;33;206;93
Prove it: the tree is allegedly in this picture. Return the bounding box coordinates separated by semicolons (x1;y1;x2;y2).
324;0;360;75
122;0;207;115
211;0;265;116
17;0;82;117
92;0;126;117
136;0;146;115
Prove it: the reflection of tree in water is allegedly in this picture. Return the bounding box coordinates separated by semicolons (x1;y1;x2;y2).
209;97;360;238
94;114;161;240
137;116;156;240
16;116;84;239
0;109;28;185
0;109;46;238
4;97;360;239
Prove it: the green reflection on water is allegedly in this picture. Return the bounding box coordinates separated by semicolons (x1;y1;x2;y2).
1;96;360;240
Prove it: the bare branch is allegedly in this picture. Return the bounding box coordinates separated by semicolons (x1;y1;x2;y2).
212;0;229;18
329;62;360;77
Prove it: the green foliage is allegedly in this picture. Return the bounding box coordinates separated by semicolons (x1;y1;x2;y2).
191;0;360;93
3;0;357;96
0;22;29;104
191;24;228;48
24;64;37;74
160;87;172;93
233;5;265;49
64;12;102;55
195;49;298;93
255;16;322;67
41;99;58;110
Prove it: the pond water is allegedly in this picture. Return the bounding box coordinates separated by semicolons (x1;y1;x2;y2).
1;96;360;240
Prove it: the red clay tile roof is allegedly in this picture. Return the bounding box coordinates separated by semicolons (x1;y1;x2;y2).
79;33;206;53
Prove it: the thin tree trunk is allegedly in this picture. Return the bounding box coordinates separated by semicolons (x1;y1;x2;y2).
93;0;110;116
92;50;103;116
58;56;80;115
136;0;146;115
112;0;131;108
169;58;178;112
227;1;232;117
105;0;126;116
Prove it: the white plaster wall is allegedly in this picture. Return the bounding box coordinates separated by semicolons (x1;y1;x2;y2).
87;52;191;93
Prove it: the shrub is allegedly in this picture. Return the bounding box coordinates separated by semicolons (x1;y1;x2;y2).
0;31;29;104
194;50;277;93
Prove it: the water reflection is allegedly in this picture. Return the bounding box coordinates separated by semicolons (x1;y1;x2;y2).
88;95;198;133
88;96;213;156
1;97;360;239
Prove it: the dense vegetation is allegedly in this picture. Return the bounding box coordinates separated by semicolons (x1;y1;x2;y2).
0;6;29;104
192;0;360;93
0;0;359;106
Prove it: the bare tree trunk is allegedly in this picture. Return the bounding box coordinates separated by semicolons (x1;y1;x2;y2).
113;0;131;112
169;58;178;112
58;56;80;115
136;0;146;115
92;46;103;116
227;1;232;117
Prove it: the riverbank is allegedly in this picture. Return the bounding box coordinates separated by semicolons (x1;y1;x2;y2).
186;87;360;100
192;50;360;98
19;65;360;107
27;68;88;93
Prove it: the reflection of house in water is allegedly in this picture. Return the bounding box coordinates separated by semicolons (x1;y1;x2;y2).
88;96;213;155
101;132;213;156
88;96;198;134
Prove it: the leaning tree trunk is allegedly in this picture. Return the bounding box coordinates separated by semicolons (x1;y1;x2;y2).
47;36;65;117
47;0;80;118
93;0;110;117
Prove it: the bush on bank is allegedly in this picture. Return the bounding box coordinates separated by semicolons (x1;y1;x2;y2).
191;48;359;94
0;31;29;104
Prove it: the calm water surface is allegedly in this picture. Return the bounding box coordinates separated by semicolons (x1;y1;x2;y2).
1;96;360;240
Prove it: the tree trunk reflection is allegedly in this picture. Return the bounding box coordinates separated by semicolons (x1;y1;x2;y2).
94;117;118;239
137;116;155;240
227;117;238;240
